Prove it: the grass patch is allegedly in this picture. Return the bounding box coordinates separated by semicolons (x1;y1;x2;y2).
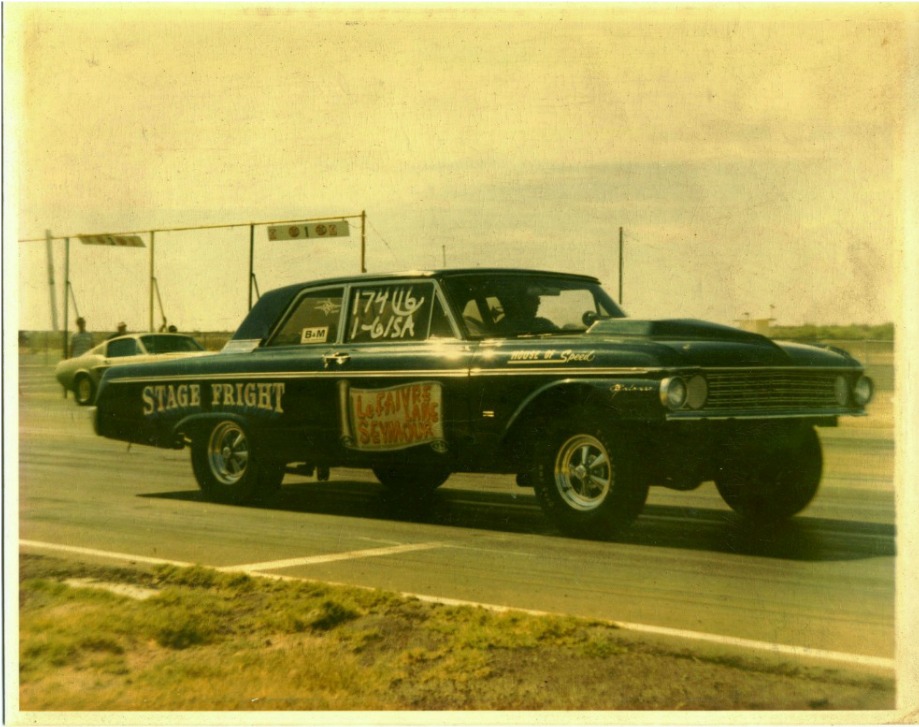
18;553;894;711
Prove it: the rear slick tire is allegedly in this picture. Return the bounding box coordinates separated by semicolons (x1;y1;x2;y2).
534;424;648;539
191;419;283;505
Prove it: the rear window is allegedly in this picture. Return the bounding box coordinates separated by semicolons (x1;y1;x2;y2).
140;335;203;354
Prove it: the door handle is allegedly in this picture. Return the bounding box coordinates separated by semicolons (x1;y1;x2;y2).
322;352;351;369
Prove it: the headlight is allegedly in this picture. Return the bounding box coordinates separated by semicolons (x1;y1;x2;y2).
833;375;850;406
686;375;708;410
660;377;687;410
853;375;874;406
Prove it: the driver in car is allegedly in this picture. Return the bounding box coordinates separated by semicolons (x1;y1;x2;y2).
498;293;557;335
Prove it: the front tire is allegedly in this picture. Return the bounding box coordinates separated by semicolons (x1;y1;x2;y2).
715;426;822;523
191;419;284;505
534;424;648;538
74;375;96;406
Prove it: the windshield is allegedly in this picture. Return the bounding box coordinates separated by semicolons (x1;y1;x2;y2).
442;274;625;339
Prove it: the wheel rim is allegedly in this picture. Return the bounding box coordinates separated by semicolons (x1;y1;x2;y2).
76;378;92;402
207;422;249;486
553;434;613;511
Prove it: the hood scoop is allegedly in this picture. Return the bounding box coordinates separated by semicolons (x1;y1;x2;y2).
588;318;772;345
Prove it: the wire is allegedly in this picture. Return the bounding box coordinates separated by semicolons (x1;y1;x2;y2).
18;213;366;243
365;219;404;269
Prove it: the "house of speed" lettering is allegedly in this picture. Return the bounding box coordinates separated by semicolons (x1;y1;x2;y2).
142;382;285;416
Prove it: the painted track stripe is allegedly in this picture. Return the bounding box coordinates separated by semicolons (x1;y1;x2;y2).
220;542;446;572
19;539;894;672
20;539;195;568
398;596;896;672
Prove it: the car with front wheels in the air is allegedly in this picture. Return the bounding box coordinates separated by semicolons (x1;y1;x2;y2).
92;269;873;538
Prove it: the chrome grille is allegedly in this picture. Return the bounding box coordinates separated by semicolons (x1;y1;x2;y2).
704;370;840;410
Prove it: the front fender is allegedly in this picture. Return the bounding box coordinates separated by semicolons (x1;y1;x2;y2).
502;377;665;439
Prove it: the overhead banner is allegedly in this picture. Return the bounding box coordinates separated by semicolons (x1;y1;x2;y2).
267;220;350;241
79;234;145;247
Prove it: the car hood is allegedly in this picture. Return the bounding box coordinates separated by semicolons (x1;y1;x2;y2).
583;318;859;368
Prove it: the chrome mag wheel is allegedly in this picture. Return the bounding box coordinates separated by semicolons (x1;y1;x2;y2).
553;433;613;511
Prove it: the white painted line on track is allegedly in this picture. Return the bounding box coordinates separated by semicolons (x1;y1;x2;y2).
220;541;447;572
400;594;896;673
19;539;895;673
20;539;195;568
611;619;896;671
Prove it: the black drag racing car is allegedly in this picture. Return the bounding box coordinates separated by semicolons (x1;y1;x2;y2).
93;268;873;538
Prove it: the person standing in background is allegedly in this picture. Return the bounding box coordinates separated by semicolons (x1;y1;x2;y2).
69;317;93;358
108;321;128;340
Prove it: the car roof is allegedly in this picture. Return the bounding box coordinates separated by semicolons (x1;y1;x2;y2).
109;332;195;339
268;268;599;294
232;268;602;342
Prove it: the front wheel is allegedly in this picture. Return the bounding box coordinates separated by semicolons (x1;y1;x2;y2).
715;426;822;523
74;375;96;406
191;419;284;505
534;425;648;538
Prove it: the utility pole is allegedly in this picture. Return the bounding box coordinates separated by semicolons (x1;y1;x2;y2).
46;230;59;332
248;224;255;310
618;226;624;303
62;238;70;359
148;231;156;332
361;210;367;273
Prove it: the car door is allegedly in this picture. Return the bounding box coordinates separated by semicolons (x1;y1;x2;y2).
249;285;348;460
322;278;475;466
96;337;142;379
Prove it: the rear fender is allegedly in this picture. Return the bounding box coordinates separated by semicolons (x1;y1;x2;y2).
173;412;251;445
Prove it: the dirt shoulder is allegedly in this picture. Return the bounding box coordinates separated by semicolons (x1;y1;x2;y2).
14;553;894;713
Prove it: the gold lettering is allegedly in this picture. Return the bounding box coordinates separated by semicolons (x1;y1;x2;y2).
142;386;155;415
272;382;285;413
155;385;166;412
257;383;272;410
176;385;189;408
211;383;222;406
223;383;235;406
190;384;200;407
166;386;178;410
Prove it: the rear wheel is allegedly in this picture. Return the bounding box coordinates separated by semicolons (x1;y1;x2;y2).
534;423;648;538
191;419;284;505
372;463;451;492
74;375;96;406
715;426;822;523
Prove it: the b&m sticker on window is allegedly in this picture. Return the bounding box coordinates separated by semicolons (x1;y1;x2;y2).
300;326;329;344
338;381;447;452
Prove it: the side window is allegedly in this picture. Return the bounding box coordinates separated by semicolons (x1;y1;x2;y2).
106;338;138;358
346;283;434;343
429;297;456;339
269;288;344;347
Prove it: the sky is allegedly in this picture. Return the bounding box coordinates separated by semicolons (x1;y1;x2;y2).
5;4;915;333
